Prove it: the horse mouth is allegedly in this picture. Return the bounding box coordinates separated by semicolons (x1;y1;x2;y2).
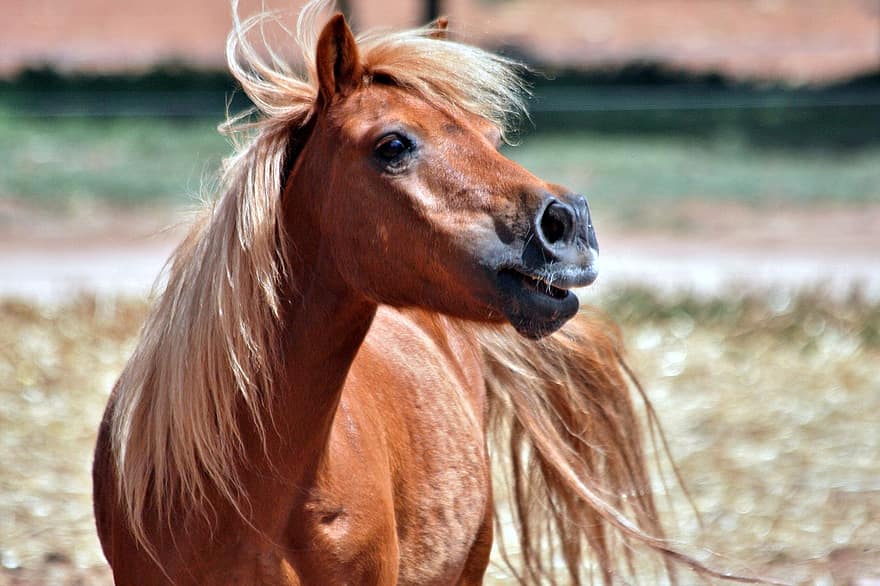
495;265;596;339
500;268;571;301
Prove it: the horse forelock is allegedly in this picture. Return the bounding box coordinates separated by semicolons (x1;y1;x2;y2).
109;0;531;558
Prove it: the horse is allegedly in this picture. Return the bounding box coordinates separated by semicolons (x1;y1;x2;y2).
92;2;744;584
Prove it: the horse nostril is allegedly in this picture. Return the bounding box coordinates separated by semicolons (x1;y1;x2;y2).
538;200;575;246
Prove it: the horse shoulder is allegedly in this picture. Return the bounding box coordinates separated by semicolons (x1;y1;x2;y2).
328;307;492;584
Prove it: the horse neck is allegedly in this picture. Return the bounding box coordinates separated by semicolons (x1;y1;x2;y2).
259;162;378;480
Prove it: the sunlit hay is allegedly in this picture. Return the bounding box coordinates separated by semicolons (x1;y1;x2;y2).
596;286;880;583
0;295;147;583
2;289;878;583
602;286;880;365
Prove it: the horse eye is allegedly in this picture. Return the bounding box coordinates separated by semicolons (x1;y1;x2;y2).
375;133;412;165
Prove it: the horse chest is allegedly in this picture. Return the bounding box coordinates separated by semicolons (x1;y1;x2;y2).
289;321;491;584
374;315;491;583
394;408;491;585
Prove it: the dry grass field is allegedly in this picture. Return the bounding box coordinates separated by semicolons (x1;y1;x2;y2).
2;288;878;585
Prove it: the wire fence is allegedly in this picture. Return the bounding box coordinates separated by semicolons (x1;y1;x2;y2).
3;85;879;149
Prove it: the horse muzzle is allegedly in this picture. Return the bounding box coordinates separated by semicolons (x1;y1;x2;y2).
493;193;599;339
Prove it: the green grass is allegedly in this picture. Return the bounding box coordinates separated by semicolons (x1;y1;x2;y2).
2;112;879;217
0;114;228;207
505;133;880;221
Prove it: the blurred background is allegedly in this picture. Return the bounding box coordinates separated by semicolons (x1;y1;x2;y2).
1;0;878;584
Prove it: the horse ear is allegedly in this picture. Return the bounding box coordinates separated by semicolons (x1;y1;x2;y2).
315;13;362;103
429;17;449;40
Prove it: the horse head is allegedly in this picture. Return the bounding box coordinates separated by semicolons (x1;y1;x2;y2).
294;14;598;339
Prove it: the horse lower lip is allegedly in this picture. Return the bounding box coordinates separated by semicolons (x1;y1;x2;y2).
496;269;581;338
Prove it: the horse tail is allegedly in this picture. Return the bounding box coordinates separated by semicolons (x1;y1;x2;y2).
473;309;751;585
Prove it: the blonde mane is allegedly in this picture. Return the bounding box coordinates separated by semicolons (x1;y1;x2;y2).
110;0;529;553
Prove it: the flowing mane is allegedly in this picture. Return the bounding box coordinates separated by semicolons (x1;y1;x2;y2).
110;0;528;556
97;1;762;583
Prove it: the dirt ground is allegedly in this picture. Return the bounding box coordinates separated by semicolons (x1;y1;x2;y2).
2;0;878;82
2;199;879;301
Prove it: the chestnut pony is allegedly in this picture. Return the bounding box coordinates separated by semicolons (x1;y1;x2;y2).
93;2;736;584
